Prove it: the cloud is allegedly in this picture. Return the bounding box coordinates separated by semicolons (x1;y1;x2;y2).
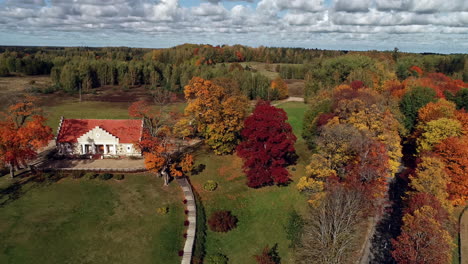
0;0;466;53
192;3;227;17
335;0;371;12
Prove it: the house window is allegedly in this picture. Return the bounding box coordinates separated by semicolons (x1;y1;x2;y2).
127;145;132;153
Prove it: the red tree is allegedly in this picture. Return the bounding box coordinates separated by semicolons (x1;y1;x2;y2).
404;192;451;228
344;139;390;204
0;97;53;177
350;80;365;90
237;101;297;188
391;206;453;264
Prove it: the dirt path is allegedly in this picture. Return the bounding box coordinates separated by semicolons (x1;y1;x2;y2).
461;207;468;264
272;96;304;106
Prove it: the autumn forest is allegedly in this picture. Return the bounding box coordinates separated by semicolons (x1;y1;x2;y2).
0;44;467;264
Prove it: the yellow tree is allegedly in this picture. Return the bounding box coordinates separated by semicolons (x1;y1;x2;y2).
270;77;288;100
417;118;462;152
184;77;248;154
409;155;451;210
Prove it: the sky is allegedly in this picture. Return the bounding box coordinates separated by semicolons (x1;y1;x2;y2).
0;0;467;53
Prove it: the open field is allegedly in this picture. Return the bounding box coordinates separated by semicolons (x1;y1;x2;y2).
0;173;185;264
0;75;52;95
188;102;310;263
285;79;305;98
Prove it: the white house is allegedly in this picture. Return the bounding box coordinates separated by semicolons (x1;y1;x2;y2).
55;117;143;157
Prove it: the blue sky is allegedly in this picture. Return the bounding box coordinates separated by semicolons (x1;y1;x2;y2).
0;0;467;53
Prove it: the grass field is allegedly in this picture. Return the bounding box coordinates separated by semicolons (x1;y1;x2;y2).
0;75;52;95
42;100;186;131
0;173;185;264
189;102;310;263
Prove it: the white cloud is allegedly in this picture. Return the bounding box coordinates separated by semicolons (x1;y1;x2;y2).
335;0;371;12
0;0;466;53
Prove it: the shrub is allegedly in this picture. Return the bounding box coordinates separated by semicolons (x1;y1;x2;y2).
156;207;169;215
178;250;184;257
43;172;55;181
208;211;238;232
284;210;304;248
203;180;218;191
85;172;97;180
71;171;84;179
205;253;229;264
99;173;113;180
184;220;190;226
115;174;125;180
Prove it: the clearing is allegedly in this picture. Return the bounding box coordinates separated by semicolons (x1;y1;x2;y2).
0;173;185;264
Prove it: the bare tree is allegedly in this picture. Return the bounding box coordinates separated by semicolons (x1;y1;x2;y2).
296;186;364;264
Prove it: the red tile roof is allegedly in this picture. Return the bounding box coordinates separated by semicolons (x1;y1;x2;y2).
56;119;143;144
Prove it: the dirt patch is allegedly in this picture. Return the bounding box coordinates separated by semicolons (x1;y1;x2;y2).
223;156;243;181
285;79;305;97
82;86;153;103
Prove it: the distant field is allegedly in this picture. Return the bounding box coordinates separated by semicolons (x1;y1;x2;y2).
189;102;310;264
0;174;185;264
0;75;51;95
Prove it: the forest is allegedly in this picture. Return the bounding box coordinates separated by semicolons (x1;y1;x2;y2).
0;44;467;264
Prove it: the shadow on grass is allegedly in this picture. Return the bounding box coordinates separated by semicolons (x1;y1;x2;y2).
0;170;67;208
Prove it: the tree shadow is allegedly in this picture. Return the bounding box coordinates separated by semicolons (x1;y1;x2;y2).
191;164;206;175
269;243;282;264
0;170;67;208
0;173;38;207
369;170;410;263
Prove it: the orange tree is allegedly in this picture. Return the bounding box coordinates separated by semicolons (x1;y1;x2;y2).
129;95;194;186
184;77;248;155
0;96;53;178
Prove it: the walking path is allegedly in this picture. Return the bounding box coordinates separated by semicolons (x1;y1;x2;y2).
461;206;468;264
177;177;196;264
272;96;304;106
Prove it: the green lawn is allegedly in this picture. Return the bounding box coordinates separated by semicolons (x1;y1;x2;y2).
42;100;186;131
0;174;185;264
189;102;311;263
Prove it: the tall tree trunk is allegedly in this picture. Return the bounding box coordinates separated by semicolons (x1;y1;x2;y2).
161;166;169;186
9;163;14;178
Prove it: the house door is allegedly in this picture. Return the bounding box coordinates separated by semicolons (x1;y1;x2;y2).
97;145;104;154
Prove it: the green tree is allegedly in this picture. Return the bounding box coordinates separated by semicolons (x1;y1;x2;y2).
400;86;437;132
